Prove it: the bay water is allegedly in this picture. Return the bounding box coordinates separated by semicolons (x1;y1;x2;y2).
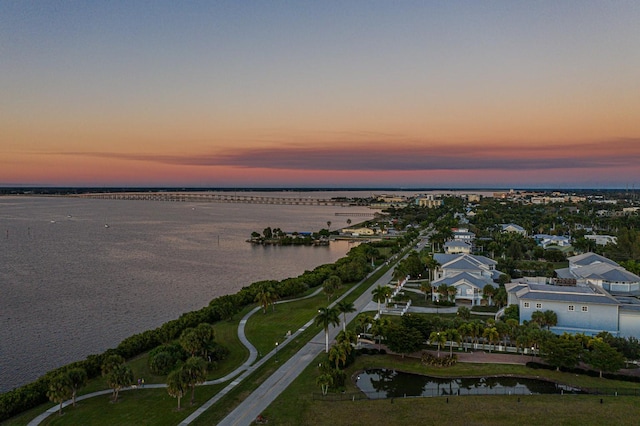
0;192;378;392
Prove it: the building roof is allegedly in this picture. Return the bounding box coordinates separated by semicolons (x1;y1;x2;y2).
444;240;472;248
434;253;497;267
512;283;620;305
501;223;526;232
568;252;619;267
432;272;494;289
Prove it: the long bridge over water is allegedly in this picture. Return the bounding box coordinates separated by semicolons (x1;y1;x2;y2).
75;192;376;211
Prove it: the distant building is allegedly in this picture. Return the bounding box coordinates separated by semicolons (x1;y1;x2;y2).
584;234;618;246
500;223;527;235
506;280;640;338
341;227;375;236
555;252;640;294
452;228;475;243
416;195;443;208
432;253;502;306
533;234;571;249
444;240;472;254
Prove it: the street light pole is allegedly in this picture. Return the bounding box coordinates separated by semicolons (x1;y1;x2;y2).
275;341;279;363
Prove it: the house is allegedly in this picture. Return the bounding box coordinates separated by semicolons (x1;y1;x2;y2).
432;253;502;306
506;280;640;338
584;234;618;246
452;228;475;243
506;281;620;336
341;227;375;236
444;240;472;254
533;234;571;249
555;252;640;294
500;223;527;235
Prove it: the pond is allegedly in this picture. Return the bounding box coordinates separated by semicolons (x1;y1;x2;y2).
355;369;585;399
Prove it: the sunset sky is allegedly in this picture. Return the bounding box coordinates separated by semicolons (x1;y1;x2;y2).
2;1;639;188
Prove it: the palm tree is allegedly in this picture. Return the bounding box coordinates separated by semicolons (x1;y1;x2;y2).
356;314;372;335
316;373;333;396
446;328;461;356
482;284;496;306
531;310;546;329
106;364;134;402
420;281;432;301
182;357;208;405
447;285;457;303
429;331;447;358
329;343;348;369
65;368;87;407
255;285;276;313
457;306;471;321
371;285;390;314
335;300;356;332
322;275;342;301
483;326;499;352
315;307;340;353
371;317;391;350
436;283;449;302
543;310;558;330
167;368;189;410
336;329;357;346
47;373;72;415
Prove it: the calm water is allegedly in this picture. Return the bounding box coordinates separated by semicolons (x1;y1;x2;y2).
0;192;380;392
356;369;584;398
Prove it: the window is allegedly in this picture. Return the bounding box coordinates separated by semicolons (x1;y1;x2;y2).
536;303;542;309
523;302;530;308
581;306;588;312
568;305;575;311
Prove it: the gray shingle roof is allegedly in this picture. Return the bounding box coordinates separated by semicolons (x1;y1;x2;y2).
514;283;620;305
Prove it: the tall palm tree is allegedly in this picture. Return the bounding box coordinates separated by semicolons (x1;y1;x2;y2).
371;317;391;350
429;331;447;358
483;326;499;352
106;364;134;402
420;281;432;301
335;300;356;332
47;373;72;415
322;276;342;301
329;342;348;369
543;310;558;330
65;368;87;408
371;285;390;314
447;285;457;303
437;283;449;302
446;328;461;356
315;307;340;353
255;285;275;313
167;368;190;410
316;373;333;396
356;314;373;335
182;356;208;405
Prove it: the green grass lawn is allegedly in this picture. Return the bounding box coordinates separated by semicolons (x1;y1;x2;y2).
263;352;640;426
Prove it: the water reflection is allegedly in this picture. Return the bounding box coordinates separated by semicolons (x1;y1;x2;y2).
356;369;584;398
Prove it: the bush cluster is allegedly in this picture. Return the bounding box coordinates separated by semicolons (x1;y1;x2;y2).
421;351;458;367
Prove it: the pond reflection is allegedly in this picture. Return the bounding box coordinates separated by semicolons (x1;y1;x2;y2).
355;369;584;399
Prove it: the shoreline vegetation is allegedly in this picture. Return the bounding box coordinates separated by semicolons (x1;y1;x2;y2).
248;226;331;246
0;225;401;422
